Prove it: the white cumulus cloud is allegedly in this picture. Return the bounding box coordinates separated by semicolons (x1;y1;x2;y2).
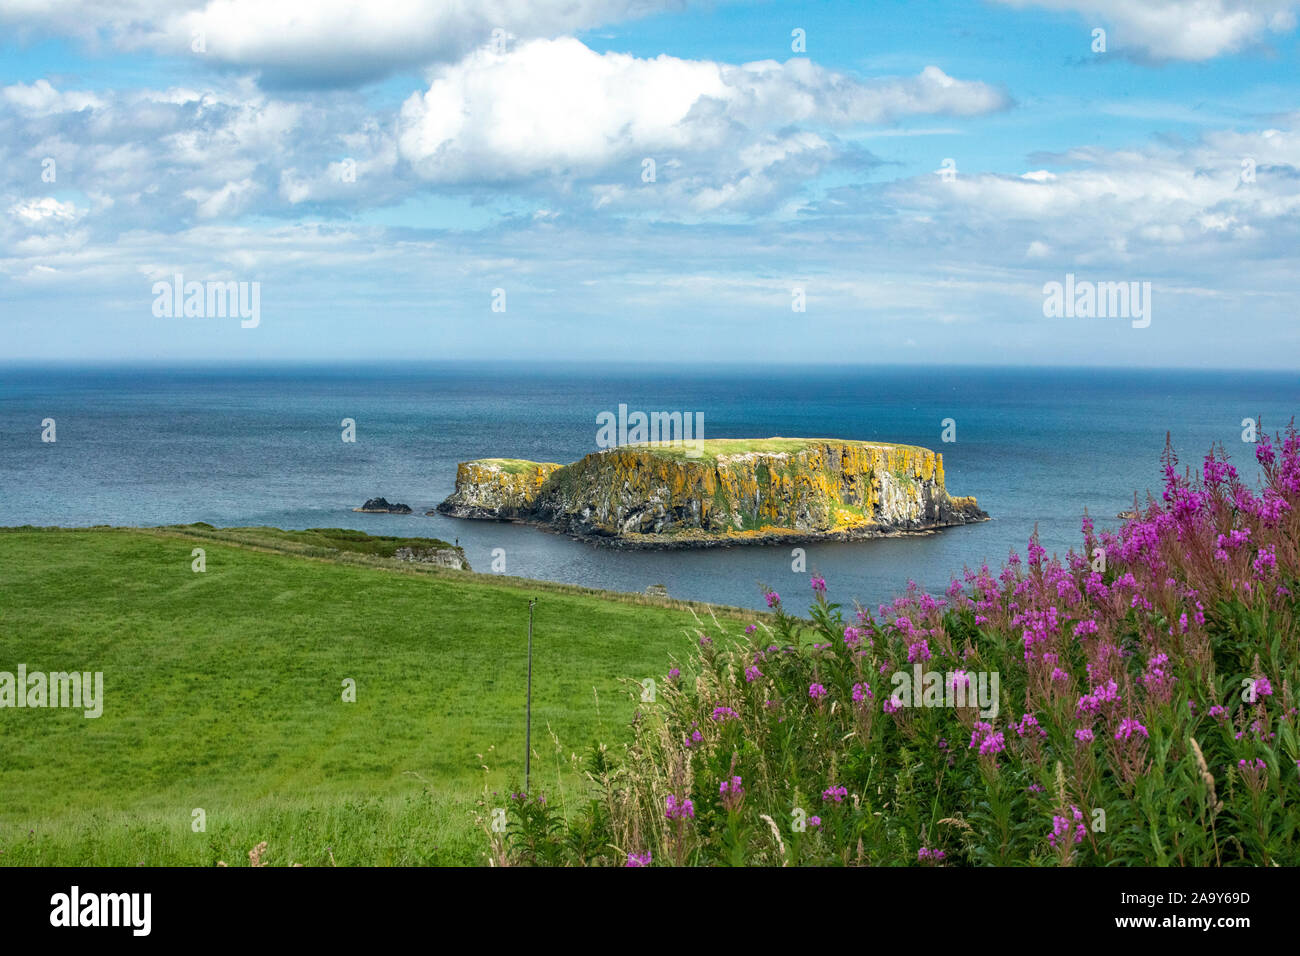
397;38;1008;211
0;0;685;86
994;0;1299;60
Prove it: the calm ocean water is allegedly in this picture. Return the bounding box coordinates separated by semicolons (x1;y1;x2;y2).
1;363;1296;611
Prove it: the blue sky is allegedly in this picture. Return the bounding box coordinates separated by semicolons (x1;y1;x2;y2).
2;0;1299;366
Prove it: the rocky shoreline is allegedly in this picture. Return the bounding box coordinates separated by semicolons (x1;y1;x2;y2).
450;512;985;550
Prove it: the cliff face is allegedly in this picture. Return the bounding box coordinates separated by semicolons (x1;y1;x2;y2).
436;459;564;520
437;439;986;547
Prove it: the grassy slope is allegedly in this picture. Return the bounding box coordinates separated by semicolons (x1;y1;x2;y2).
475;458;563;474
0;527;746;866
219;525;462;557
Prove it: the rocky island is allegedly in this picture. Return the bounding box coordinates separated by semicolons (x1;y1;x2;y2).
435;438;987;549
354;497;413;514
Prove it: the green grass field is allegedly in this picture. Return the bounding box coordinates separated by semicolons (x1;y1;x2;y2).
0;526;749;866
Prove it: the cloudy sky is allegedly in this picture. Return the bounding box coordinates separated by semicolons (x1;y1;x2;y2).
3;0;1299;367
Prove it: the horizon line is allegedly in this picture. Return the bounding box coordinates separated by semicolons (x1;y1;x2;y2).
0;358;1294;374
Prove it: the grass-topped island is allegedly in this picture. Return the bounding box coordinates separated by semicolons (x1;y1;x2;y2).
436;438;987;549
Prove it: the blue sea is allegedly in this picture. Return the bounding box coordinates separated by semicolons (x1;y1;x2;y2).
1;363;1296;611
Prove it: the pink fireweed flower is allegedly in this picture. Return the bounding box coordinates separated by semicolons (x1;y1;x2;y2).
1015;713;1047;739
969;722;1007;758
810;576;827;593
744;665;762;683
698;635;712;647
744;624;757;635
843;625;862;648
821;785;848;803
1076;679;1120;717
917;847;946;862
1072;619;1099;638
1209;704;1228;721
1238;757;1269;791
1253;677;1274;698
1141;653;1175;699
665;794;695;821
907;639;931;663
1048;806;1086;848
710;706;739;722
809;683;828;700
1074;728;1095;745
626;851;652;867
718;775;745;811
1253;546;1277;578
1257;432;1276;467
808;816;822;828
882;698;902;714
667;667;680;680
764;591;780;608
1235;718;1270;742
1114;718;1149;741
852;682;873;703
1027;534;1047;568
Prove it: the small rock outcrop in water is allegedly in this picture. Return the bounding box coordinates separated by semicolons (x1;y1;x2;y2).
436;439;988;549
354;497;413;514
